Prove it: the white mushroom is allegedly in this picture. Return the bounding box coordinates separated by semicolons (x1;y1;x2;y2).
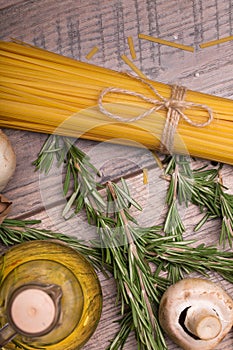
159;278;233;350
0;130;16;192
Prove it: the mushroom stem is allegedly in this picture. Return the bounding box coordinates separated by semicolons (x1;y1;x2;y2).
184;307;222;340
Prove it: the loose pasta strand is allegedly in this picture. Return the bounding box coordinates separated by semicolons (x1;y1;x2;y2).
121;54;147;78
138;33;194;52
85;46;99;60
199;35;233;48
127;37;137;59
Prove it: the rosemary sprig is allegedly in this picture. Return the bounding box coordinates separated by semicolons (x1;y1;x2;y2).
219;188;233;247
106;312;133;350
103;181;169;350
192;166;233;247
164;155;233;247
33;135;105;219
164;156;193;239
0;219;106;272
163;155;194;282
2;135;230;350
145;237;233;284
33;135;65;174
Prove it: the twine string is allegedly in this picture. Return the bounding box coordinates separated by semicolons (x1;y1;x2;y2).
160;84;187;153
98;75;213;152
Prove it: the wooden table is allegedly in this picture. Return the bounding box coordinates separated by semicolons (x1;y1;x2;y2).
0;1;232;349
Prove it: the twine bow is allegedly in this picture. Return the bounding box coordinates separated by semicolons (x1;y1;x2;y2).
98;75;213;152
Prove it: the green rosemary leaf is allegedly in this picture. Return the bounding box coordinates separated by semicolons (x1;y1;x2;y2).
3;219;41;226
219;191;233;247
194;213;210;231
63;161;71;195
146;240;233;283
163;200;185;239
106;313;133;350
193;168;218;182
74;194;85;214
165;173;175;205
62;185;80;218
112;182;142;211
33;135;62;174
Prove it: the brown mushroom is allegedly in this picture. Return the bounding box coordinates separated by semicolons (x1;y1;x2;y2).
0;130;16;192
159;278;233;350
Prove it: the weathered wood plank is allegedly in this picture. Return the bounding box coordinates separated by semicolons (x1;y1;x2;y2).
0;0;23;10
0;0;232;349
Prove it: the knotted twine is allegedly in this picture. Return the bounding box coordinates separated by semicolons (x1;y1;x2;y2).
98;75;213;153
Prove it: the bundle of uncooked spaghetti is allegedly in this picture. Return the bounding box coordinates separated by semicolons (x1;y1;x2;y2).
0;41;232;164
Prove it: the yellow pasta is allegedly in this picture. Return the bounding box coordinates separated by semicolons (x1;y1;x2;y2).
121;54;147;78
138;34;194;52
0;41;232;165
143;168;149;184
200;35;233;48
85;46;99;60
127;36;136;59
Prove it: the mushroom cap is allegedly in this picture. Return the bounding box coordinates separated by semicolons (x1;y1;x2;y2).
159;278;233;350
0;130;16;192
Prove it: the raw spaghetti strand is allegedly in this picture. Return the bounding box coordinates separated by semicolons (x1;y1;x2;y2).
127;37;137;59
121;55;147;78
138;33;194;52
200;35;233;49
86;46;99;60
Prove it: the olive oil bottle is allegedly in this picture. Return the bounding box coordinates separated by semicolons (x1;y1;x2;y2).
0;240;102;350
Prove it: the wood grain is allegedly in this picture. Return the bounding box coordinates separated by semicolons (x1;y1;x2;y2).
0;0;232;349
